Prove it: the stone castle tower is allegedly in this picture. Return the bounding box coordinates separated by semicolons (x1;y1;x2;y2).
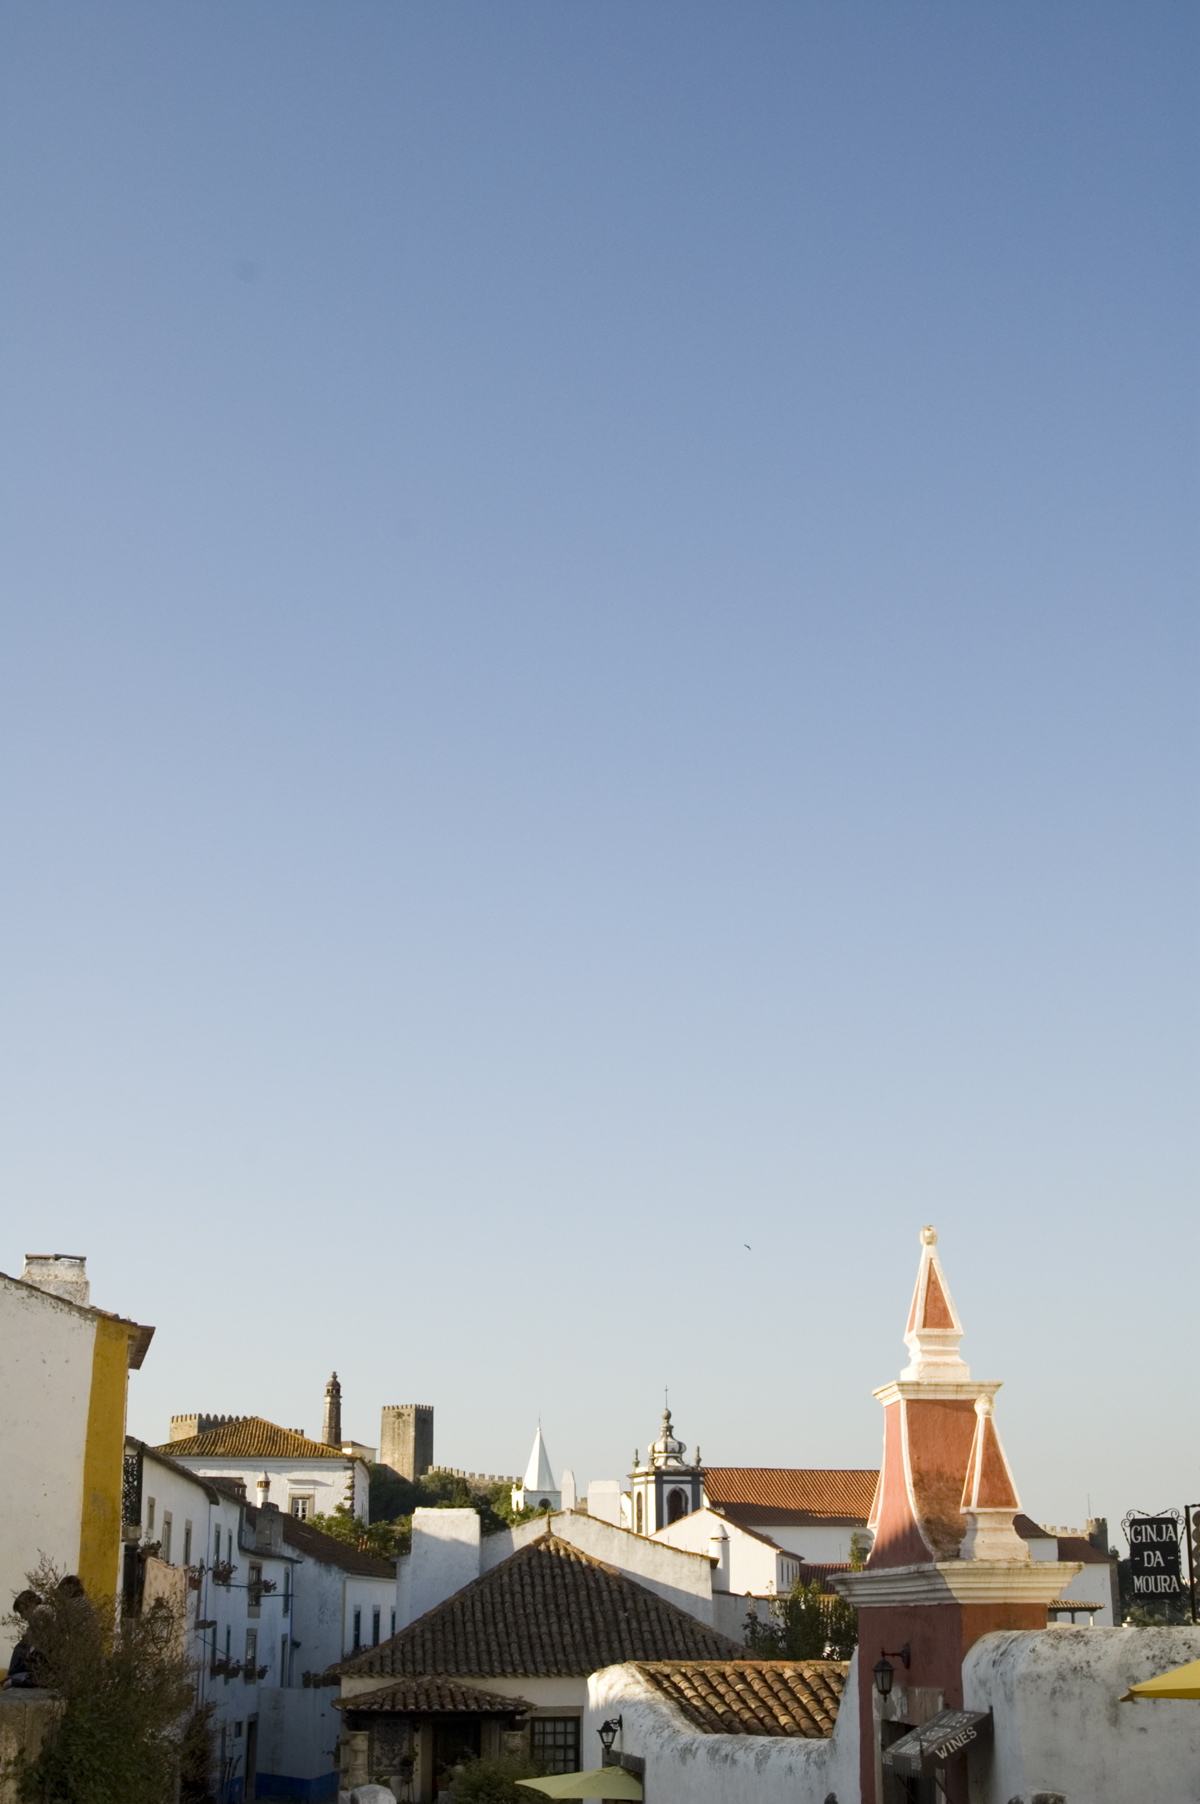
380;1404;434;1480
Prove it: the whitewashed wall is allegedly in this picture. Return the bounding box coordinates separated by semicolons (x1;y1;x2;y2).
653;1507;797;1597
0;1277;97;1667
964;1625;1200;1804
169;1455;367;1523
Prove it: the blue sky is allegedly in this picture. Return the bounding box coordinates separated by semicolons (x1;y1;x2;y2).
1;2;1195;1532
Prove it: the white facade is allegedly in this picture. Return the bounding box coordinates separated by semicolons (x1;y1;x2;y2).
0;1262;150;1664
653;1507;800;1599
131;1442;394;1803
168;1449;368;1524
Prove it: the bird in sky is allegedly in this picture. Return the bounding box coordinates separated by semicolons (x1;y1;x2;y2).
744;1243;752;1250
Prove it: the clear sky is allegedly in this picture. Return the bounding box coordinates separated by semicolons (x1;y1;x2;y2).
1;3;1195;1535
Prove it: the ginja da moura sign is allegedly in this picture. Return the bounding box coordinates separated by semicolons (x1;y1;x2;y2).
1127;1516;1184;1600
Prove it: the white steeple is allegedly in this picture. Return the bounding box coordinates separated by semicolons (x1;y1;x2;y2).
523;1425;556;1494
511;1425;561;1514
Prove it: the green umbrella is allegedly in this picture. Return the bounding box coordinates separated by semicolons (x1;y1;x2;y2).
516;1768;643;1799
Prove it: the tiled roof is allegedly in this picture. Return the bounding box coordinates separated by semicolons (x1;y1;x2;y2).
1048;1599;1106;1613
1056;1535;1112;1565
281;1513;395;1579
1013;1514;1052;1541
153;1416;352;1461
635;1660;847;1737
703;1470;877;1522
337;1678;531;1716
131;1438;224;1504
341;1532;744;1679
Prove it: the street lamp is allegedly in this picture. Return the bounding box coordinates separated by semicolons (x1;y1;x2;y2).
873;1645;911;1698
597;1717;623;1756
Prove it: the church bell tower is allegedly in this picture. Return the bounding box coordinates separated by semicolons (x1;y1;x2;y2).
629;1405;703;1536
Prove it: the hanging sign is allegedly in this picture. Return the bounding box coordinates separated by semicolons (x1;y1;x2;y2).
1127;1515;1184;1600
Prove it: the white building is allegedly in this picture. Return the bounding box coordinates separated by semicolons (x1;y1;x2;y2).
511;1426;560;1514
0;1252;152;1668
158;1414;370;1523
127;1438;394;1803
653;1505;801;1599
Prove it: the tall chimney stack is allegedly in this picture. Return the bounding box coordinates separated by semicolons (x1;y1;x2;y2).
322;1372;343;1447
22;1254;90;1307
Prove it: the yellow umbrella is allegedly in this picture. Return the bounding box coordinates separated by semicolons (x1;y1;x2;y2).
1122;1657;1200;1701
516;1769;643;1799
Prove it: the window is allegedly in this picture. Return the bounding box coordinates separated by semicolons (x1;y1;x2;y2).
635;1494;643;1535
183;1521;193;1567
248;1562;263;1617
214;1524;223;1565
244;1630;257;1683
161;1512;173;1563
282;1569;291;1619
667;1487;689;1525
371;1606;381;1646
224;1626;232;1684
530;1719;580;1774
352;1608;362;1651
290;1495;313;1520
280;1636;289;1686
146;1497;156;1535
390;1609;396;1637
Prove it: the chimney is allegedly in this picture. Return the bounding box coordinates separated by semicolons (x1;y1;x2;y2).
21;1254;90;1307
256;1474;271;1508
397;1510;481;1629
322;1373;343;1447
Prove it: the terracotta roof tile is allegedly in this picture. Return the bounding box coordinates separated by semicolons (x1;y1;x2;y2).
635;1660;848;1737
153;1416;353;1461
703;1470;877;1522
280;1513;395;1579
1056;1535;1112;1565
341;1532;743;1680
337;1678;530;1715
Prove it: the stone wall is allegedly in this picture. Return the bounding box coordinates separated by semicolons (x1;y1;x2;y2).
963;1625;1200;1803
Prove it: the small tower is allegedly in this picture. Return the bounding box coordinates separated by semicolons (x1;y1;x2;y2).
321;1372;343;1447
629;1405;703;1536
380;1405;434;1480
511;1427;560;1514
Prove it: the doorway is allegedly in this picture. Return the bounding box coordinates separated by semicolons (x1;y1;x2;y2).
244;1717;258;1802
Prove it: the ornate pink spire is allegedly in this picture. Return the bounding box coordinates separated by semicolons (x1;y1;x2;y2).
900;1225;970;1382
959;1394;1027;1560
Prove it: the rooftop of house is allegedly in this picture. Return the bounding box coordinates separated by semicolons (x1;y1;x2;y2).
340;1530;744;1680
3;1268;155;1368
279;1512;395;1579
335;1678;532;1717
154;1415;357;1462
703;1467;878;1525
634;1659;848;1737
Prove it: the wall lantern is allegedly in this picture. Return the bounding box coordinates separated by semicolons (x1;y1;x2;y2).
873;1645;911;1697
597;1717;623;1754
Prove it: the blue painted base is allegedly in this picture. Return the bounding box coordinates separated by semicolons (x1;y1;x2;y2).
255;1770;339;1801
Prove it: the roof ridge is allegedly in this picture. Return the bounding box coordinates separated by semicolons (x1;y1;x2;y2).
340;1531;744;1679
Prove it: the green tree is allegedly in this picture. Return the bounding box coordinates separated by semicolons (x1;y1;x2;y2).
449;1754;546;1803
7;1560;194;1804
743;1579;858;1661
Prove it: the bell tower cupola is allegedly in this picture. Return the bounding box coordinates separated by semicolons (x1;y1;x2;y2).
629;1403;703;1535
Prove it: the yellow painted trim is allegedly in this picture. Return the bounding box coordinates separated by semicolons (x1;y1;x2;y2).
78;1317;133;1598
